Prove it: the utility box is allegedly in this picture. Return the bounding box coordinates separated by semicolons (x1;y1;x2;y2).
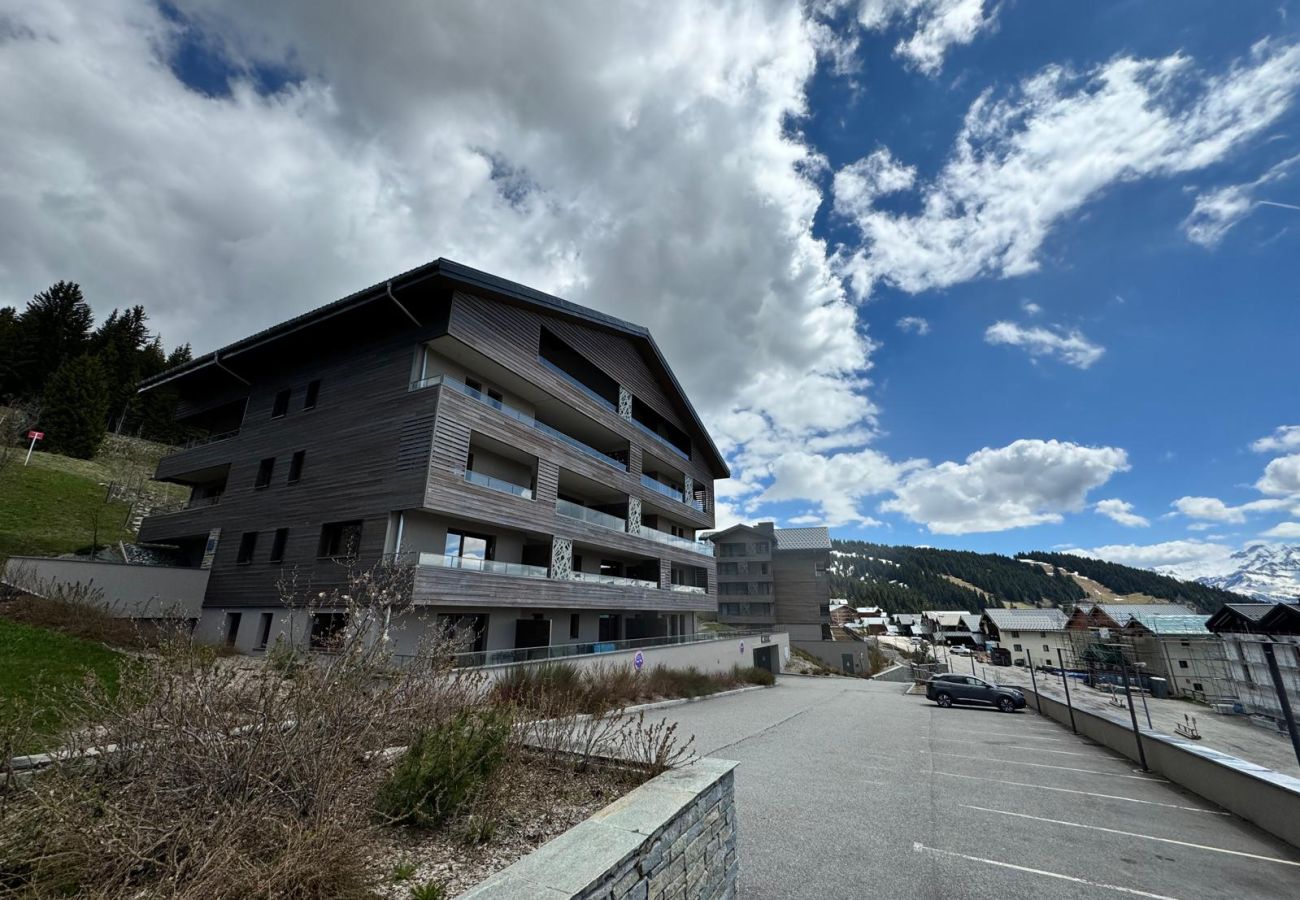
1149;676;1169;700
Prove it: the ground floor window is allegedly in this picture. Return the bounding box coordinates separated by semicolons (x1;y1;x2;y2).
256;612;274;649
310;612;348;650
437;613;488;654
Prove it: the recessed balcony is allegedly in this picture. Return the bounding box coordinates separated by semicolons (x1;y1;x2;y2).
556;497;625;531
417;552;549;579
463;468;533;500
572;571;658;589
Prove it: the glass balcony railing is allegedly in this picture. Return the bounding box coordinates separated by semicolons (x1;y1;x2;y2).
180;429;240;450
572;571;658;589
538;357;617;411
639;525;714;555
670;583;708;594
417;552;549;579
533;421;626;470
555;498;626;532
464;469;533;500
631;417;690;460
640;473;685;503
411;373;627;471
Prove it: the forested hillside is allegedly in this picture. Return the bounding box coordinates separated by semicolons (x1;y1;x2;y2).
1017;551;1244;613
830;541;1085;614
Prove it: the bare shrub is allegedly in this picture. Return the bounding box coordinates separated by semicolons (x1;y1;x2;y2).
616;712;697;776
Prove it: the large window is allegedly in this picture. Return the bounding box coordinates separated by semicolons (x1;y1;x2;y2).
318;520;363;559
236;531;258;565
303;379;321;410
269;528;289;563
255;457;275;489
271;388;291;418
445;529;495;562
287;450;305;484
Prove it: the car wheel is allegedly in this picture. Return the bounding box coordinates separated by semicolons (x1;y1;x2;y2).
936;693;953;708
998;697;1015;713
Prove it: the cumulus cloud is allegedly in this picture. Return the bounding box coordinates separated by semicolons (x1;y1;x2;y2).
759;448;927;526
896;315;931;335
1251;425;1300;454
1262;522;1300;539
882;439;1130;534
1069;539;1236;579
1095;499;1149;528
1171;495;1290;523
832;0;999;75
1182;154;1300;247
833;148;917;218
835;41;1300;297
1258;453;1300;495
984;321;1104;369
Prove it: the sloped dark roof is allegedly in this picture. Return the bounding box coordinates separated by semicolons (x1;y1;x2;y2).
1206;603;1282;633
137;257;728;477
773;526;832;551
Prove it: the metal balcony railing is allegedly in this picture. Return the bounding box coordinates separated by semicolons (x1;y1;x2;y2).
417;552;549;579
572;571;658;589
464;469;533;500
631;417;690;460
555;498;626;532
538;357;617;411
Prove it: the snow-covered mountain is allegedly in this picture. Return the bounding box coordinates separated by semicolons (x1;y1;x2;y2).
1161;544;1300;602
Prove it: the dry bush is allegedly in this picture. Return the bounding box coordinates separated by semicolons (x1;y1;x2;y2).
0;562;488;900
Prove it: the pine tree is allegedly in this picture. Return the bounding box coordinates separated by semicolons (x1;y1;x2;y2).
39;355;110;459
92;305;152;432
0;306;20;399
15;281;94;398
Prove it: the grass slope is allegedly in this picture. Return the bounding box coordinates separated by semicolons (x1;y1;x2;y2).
0;617;122;750
0;455;136;561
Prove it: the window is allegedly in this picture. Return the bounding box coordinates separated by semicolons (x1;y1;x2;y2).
754;542;770;554
445;529;495;562
303;379;321;410
760;562;770;575
287;450;305;484
269;528;289;563
1178;660;1189;669
570;613;580;641
1039;632;1046;638
271;388;291;418
310;613;349;650
224;612;242;646
1009;630;1020;638
1013;643;1023;652
718;562;738;576
236;531;258;564
815;561;827;575
1192;682;1204;692
255;457;275;489
465;378;483;393
1043;645;1050;653
487;388;504;403
318;520;363;559
256;612;274;650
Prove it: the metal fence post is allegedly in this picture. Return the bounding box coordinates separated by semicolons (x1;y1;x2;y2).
1262;642;1300;768
1056;648;1077;734
1118;661;1148;771
1025;649;1041;714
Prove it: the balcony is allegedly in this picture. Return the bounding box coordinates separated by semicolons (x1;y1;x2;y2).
640;473;685;503
572;571;658;589
533;420;625;470
417;552;549;580
181;429;240;450
556;498;626;532
464;469;533;500
670;584;708;594
539;356;617;412
640;525;714;556
632;417;689;461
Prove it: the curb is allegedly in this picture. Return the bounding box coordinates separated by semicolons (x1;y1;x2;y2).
620;684;771;715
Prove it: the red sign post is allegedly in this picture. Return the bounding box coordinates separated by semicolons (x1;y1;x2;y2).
24;430;44;466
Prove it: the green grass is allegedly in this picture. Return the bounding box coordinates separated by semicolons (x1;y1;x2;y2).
0;617;122;751
0;455;136;561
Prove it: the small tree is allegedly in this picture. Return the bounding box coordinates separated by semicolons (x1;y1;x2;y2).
39;355;110;459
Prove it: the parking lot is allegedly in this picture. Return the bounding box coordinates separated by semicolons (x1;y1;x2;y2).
649;675;1300;899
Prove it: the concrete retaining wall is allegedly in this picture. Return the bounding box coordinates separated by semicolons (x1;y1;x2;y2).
461;757;739;899
2;556;207;620
1024;686;1300;849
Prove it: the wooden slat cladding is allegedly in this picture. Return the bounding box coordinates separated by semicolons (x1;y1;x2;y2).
413;566;716;613
395;414;437;471
447;290;717;489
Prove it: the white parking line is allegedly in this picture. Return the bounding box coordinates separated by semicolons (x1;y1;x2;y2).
912;842;1180;899
928;771;1227;815
927;751;1167;781
931;737;1123;759
934;729;1068;742
960;805;1300;867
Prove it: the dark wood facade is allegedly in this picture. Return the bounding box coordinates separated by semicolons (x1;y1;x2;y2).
137;261;724;630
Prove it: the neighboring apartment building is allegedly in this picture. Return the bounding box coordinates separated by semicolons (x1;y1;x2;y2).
133;258;729;659
708;523;831;640
1121;614;1236;703
1206;602;1300;721
919;610;984;647
981;608;1070;664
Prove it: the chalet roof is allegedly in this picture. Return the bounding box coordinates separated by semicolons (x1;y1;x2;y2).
982;608;1069;632
1123;614;1212;636
136;257;729;477
1209;601;1300;635
773;527;832;551
924;611;972;628
1089;603;1197;626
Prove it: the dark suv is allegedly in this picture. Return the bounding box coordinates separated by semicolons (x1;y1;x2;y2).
926;674;1026;713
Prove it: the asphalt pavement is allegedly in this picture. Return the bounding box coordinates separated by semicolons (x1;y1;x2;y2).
648;675;1300;900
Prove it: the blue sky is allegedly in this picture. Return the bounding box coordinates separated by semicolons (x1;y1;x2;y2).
2;1;1299;574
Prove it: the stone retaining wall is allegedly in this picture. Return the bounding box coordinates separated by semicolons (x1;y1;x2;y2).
461;757;739;899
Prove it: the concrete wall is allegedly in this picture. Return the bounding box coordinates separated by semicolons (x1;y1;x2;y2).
462;757;739;899
1023;686;1300;850
2;556;208;620
793;638;875;674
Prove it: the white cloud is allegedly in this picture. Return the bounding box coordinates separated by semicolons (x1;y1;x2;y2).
838;0;999;75
1182;154;1300;247
984;321;1105;369
1262;522;1300;538
1187;522;1215;532
1251;425;1300;453
896;315;931;335
833;147;916;218
1020;300;1042;315
835;41;1300;297
1258;453;1300;495
1171;495;1290;523
1095;499;1149;528
882;439;1130;534
759;448;927;526
1069;539;1236;579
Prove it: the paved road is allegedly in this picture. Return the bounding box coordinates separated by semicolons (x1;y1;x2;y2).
651;676;1300;899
